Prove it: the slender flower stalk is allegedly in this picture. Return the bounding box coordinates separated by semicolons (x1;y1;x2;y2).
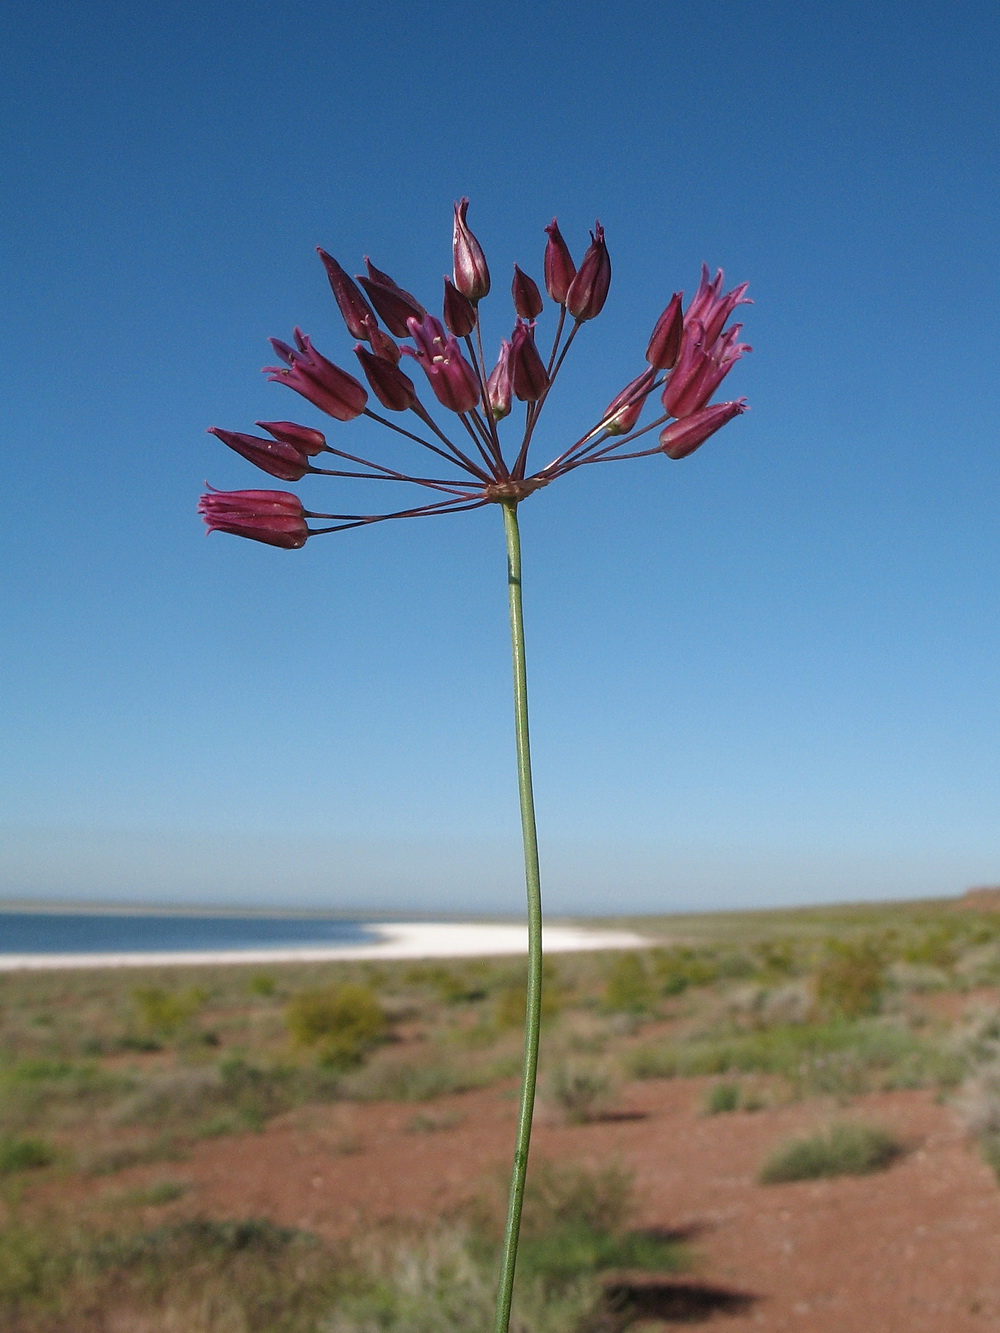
199;201;751;1332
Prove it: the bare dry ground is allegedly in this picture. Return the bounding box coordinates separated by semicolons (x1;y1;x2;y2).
27;1074;997;1330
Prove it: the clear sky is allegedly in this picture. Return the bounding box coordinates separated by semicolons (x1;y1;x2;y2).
3;0;999;915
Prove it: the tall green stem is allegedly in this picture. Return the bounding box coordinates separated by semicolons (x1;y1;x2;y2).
494;500;544;1333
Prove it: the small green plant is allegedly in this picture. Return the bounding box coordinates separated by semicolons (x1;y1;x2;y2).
405;1110;464;1133
759;1121;903;1183
981;1133;1000;1181
285;982;387;1068
545;1060;616;1124
403;964;487;1004
814;939;886;1018
0;1135;53;1174
120;1180;189;1206
649;945;721;995
132;985;206;1037
249;974;277;997
704;1081;741;1114
603;952;654;1014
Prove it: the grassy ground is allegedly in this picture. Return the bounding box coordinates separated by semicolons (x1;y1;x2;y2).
1;894;999;1329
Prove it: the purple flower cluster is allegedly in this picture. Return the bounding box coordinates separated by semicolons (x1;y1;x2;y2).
200;201;750;548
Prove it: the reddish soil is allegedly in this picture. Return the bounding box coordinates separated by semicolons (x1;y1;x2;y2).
74;1076;1000;1331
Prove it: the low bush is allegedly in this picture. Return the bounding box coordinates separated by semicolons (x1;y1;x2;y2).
627;1018;962;1096
0;1215;345;1333
759;1121;903;1183
131;986;206;1038
0;1136;53;1174
814;939;886;1019
603;953;654;1014
285;983;387;1068
703;1081;741;1114
545;1060;616;1124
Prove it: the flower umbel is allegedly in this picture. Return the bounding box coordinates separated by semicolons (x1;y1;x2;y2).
202;205;750;544
199;203;752;1333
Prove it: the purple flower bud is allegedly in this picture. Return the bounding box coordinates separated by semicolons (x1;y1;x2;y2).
509;321;549;403
511;265;543;320
645;293;684;370
659;398;747;460
543;219;576;305
685;265;752;344
452;197;490;302
256;421;327;456
443;277;477;338
198;487;309;549
401;313;481;415
354;344;417;412
662;321;751;420
601;369;655;436
357;260;427;338
316;248;376;341
363;318;403;365
208;427;311;482
565;222;610;321
264;329;368;421
486;340;513;420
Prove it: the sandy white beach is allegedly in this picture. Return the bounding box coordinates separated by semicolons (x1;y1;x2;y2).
0;921;652;971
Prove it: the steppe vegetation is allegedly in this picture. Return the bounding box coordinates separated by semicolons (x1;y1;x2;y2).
1;895;999;1330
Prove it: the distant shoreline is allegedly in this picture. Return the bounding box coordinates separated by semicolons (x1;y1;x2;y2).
0;921;651;971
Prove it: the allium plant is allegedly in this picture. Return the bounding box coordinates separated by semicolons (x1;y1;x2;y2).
200;201;750;1332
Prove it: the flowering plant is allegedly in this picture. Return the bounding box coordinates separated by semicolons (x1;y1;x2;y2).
200;201;749;1332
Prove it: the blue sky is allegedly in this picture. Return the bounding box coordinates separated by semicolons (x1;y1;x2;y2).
3;0;999;914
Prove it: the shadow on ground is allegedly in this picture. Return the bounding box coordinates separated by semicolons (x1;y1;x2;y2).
589;1275;759;1328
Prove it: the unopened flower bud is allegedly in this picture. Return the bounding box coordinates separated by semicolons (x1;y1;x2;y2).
361;317;402;365
645;293;684;370
543;219;576;305
452;197;490;302
354;344;417;412
443;277;477;337
198;487;309;548
357;260;427;338
317;249;375;341
509;321;549;403
511;265;543;320
208;427;311;482
659;398;746;459
565;222;611;321
486;341;513;420
601;369;655;436
256;421;327;456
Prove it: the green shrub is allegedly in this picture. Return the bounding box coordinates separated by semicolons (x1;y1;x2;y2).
248;974;277;997
648;946;721;996
759;1121;903;1183
341;1056;483;1103
603;953;654;1014
131;986;206;1037
545;1060;615;1124
402;964;487;1004
0;1136;53;1174
981;1133;1000;1181
814;939;886;1018
285;983;387;1068
493;965;562;1030
627;1018;962;1095
704;1081;741;1114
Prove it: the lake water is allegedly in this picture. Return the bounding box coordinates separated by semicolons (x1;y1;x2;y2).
0;912;377;955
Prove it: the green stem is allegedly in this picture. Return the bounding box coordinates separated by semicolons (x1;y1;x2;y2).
494;500;544;1333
